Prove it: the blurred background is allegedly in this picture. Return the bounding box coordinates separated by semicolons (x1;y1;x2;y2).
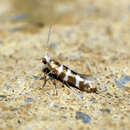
0;0;129;31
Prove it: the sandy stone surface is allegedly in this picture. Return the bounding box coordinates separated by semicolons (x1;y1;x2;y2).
0;0;130;130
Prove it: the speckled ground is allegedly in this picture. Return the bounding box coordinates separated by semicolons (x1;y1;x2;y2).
0;0;130;130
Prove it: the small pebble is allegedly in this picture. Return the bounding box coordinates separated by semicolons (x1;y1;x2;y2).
115;80;127;88
118;74;130;84
49;42;57;50
9;25;26;32
5;84;12;90
115;74;130;88
75;111;91;124
61;116;67;119
24;98;33;103
70;55;80;60
0;95;6;99
17;120;21;124
100;109;111;114
32;75;39;80
98;84;107;91
57;5;69;14
46;102;58;109
26;127;32;130
10;13;27;22
89;97;96;102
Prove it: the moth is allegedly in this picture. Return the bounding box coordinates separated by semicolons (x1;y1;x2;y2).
40;26;97;93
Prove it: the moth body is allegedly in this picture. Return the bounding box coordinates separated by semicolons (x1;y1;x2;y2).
41;55;97;93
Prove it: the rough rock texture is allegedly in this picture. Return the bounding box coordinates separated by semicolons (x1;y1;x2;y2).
0;0;130;130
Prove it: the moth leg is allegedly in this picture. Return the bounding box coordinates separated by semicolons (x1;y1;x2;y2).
40;74;45;80
64;81;83;99
51;79;58;95
40;69;53;81
64;82;72;90
40;74;50;89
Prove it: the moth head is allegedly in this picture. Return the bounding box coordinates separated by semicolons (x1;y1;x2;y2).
42;55;51;71
42;55;50;64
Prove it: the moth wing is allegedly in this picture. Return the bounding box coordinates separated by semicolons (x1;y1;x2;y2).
78;73;96;81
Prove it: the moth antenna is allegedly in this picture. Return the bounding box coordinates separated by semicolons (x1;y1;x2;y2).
46;25;53;55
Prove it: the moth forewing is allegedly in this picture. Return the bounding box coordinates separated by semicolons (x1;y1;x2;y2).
41;55;97;93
